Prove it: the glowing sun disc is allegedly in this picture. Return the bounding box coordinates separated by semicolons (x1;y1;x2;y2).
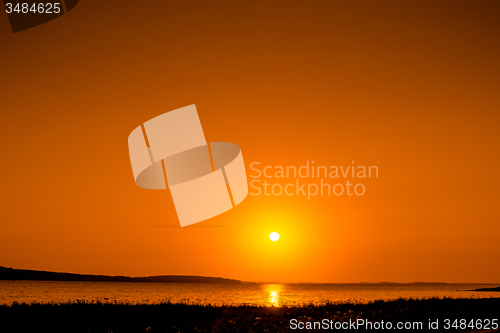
269;232;280;241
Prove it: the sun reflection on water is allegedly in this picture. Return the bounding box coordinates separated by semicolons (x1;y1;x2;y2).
269;290;279;305
264;284;284;307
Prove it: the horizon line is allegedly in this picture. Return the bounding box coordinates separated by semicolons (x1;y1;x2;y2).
1;266;499;285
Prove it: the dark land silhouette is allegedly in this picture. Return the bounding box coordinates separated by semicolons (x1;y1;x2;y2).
1;298;499;333
0;266;245;283
471;286;500;292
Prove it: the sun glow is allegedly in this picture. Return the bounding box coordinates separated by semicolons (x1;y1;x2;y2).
269;232;280;241
264;284;283;307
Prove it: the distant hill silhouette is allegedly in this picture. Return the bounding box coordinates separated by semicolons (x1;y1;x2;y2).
471;286;500;292
0;266;245;283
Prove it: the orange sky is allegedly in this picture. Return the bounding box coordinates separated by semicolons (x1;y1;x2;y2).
0;0;499;283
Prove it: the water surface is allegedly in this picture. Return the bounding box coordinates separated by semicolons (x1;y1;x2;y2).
1;281;498;306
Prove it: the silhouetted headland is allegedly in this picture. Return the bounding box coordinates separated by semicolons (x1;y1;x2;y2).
0;266;245;283
470;286;500;292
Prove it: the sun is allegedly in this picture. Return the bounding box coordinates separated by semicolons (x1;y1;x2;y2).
269;232;280;241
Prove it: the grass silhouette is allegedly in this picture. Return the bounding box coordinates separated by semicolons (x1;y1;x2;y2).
1;297;499;332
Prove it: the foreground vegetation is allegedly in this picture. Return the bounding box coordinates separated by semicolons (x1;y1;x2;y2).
0;297;499;332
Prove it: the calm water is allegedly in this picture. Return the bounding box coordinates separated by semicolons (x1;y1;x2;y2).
0;281;499;306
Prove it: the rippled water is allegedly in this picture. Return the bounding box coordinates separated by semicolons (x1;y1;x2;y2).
0;281;498;306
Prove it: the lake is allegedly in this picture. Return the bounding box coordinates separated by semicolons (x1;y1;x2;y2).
0;281;498;306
